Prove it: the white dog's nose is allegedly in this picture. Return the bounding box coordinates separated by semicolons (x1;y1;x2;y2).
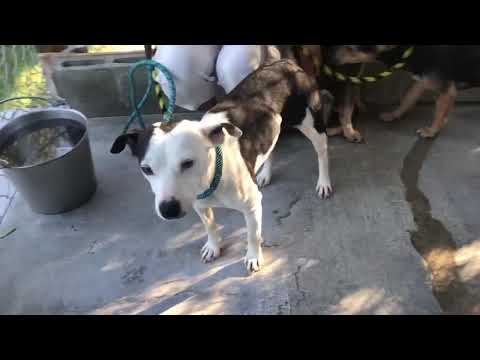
158;198;185;220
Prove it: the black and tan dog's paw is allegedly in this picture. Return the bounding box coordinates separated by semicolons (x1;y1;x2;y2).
380;112;398;122
417;127;439;139
343;128;363;143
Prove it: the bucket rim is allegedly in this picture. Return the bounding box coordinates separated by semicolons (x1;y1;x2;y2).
0;107;91;170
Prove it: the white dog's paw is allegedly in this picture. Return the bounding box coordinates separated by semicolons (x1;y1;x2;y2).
256;168;272;188
244;247;264;273
316;180;333;200
201;241;221;263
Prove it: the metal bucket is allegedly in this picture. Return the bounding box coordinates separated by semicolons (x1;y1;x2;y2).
0;107;97;214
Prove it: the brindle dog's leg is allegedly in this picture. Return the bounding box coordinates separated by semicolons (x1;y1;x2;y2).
243;191;264;273
296;109;333;199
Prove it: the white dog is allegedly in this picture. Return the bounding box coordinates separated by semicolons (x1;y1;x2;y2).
112;59;332;273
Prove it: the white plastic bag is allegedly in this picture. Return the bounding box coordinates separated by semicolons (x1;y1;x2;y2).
152;45;221;111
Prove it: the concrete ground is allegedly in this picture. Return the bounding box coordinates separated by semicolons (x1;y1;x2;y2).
0;105;479;315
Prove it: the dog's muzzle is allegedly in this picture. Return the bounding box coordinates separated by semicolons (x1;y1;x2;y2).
159;198;186;220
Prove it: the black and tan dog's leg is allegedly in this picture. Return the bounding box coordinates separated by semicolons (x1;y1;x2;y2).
324;90;344;137
326;126;344;137
380;80;429;122
353;85;367;113
417;82;457;138
194;206;222;262
339;84;363;143
326;85;363;143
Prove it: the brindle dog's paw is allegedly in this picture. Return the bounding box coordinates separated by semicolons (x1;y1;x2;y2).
201;241;221;263
316;181;333;200
244;247;264;273
256;168;272;188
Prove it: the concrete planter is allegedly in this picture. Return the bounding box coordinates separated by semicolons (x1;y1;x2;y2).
39;51;162;118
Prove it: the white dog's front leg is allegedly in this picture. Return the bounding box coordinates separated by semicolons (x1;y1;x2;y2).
242;193;264;272
194;206;222;263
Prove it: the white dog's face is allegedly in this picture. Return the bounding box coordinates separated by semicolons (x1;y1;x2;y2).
142;121;210;219
111;118;242;220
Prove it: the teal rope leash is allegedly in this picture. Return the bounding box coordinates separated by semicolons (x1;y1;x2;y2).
197;145;223;200
123;59;176;134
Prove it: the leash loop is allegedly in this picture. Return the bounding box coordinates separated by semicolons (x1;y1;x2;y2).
123;59;176;134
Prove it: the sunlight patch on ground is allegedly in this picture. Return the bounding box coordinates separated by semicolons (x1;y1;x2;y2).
455;240;480;284
329;287;404;315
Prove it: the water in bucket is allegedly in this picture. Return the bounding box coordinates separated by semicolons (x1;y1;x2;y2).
0;119;85;168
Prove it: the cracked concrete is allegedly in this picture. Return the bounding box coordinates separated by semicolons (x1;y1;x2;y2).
0;106;479;314
275;196;301;226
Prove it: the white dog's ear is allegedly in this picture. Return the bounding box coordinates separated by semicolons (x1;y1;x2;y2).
202;122;243;145
110;129;143;154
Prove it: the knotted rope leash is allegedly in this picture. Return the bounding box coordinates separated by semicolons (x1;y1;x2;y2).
124;58;223;200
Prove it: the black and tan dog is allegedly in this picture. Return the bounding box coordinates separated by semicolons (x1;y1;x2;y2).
326;45;480;138
289;45;366;143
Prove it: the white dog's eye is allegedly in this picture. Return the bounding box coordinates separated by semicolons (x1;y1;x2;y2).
141;165;154;175
180;159;194;171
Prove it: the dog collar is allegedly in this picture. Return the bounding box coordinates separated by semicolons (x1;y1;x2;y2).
196;145;223;200
322;46;414;84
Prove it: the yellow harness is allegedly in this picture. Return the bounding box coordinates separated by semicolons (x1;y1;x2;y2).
300;46;414;84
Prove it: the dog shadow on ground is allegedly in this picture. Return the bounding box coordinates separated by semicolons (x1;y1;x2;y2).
88;217;289;315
